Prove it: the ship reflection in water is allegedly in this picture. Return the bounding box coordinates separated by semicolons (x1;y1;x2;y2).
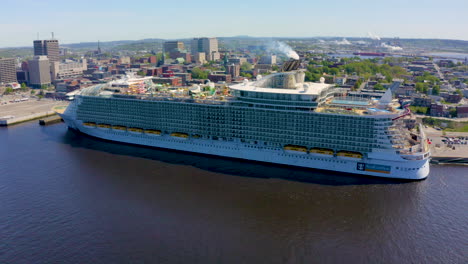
0;123;466;263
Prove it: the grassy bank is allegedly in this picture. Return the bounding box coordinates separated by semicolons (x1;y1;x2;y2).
422;117;468;132
444;124;468;132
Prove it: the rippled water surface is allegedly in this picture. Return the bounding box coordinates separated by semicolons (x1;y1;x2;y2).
1;122;467;263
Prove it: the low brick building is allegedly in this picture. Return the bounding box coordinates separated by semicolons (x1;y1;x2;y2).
152;77;182;86
456;105;468;118
208;74;232;83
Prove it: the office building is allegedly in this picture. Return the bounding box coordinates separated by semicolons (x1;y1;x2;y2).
51;59;87;80
259;55;277;65
28;56;51;88
0;58;17;84
229;57;247;65
164;41;184;53
226;64;240;78
193;52;206;64
191;37;220;61
33;39;60;62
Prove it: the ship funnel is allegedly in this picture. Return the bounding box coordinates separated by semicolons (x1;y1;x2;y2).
281;59;301;72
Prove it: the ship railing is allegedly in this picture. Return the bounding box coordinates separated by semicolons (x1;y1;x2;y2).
113;94;234;105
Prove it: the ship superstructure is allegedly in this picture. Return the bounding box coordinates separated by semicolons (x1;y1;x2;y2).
58;64;430;180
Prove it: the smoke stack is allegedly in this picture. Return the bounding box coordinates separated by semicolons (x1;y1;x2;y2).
281;59;301;72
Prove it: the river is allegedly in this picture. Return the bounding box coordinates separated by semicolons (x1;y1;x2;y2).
0;122;466;263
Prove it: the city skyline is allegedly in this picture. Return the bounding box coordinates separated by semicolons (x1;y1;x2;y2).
0;0;467;48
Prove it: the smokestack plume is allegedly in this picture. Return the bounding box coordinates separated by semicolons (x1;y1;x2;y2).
367;32;381;41
269;41;299;60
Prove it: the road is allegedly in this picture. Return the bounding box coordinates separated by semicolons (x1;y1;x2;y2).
433;62;454;91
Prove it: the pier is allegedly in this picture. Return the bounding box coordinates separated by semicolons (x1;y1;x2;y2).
39;115;63;126
424;127;468;165
0;99;68;126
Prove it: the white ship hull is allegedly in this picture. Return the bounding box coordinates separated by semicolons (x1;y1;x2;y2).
61;116;429;180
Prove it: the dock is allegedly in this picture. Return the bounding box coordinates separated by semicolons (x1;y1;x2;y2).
1;111;59;126
424;127;468;165
431;157;468;165
0;100;68;126
39;115;63;126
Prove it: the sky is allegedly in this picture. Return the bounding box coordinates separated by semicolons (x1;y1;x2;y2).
0;0;467;47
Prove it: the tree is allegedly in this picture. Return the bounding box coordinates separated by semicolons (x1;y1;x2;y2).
353;79;363;90
374;83;385;90
191;67;208;79
415;82;428;94
455;89;463;96
240;72;252;79
240;62;252;71
4;87;14;94
449;108;457;118
409;106;429;115
137;70;146;77
432;85;440;95
328;67;339;75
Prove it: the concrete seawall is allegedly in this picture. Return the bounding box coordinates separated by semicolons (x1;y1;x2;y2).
431;157;468;165
39;115;63;126
0;111;58;126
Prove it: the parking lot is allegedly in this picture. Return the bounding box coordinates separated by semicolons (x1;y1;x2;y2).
424;127;468;158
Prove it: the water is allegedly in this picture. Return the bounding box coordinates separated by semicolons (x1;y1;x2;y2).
423;52;468;60
1;122;467;263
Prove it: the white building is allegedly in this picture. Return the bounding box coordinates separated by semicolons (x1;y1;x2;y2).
259;55;277;65
191;37;220;61
51;59;87;80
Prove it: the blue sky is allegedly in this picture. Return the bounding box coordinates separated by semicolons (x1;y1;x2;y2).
0;0;467;47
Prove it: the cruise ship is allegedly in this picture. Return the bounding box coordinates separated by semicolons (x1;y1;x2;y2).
56;61;430;180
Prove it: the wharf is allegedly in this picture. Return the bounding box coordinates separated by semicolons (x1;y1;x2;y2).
424;127;468;164
0;100;68;126
39;115;63;126
1;111;58;126
431;157;468;165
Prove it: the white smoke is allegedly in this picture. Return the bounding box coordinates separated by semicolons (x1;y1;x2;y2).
367;32;381;40
355;40;367;45
269;41;299;60
381;43;403;51
334;38;351;45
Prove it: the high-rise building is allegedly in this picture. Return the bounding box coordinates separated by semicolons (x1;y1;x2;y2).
164;41;184;53
0;58;17;84
192;52;206;64
259;55;277;65
28;56;51;88
226;64;240;78
191;37;219;61
33;39;60;62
